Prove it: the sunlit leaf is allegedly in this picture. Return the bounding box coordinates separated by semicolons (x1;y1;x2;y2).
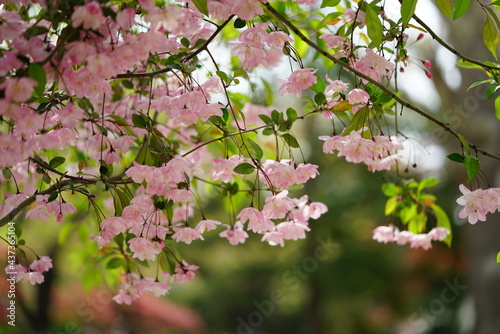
453;0;470;19
431;204;452;247
464;156;480;182
401;0;418;28
483;16;499;60
434;0;453;18
365;4;384;48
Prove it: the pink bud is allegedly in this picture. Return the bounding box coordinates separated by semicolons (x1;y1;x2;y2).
399;67;405;73
425;71;433;79
417;33;424;40
423;59;432;69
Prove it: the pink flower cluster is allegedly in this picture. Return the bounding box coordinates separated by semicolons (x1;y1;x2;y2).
26;194;76;223
278;68;318;97
456;184;500;224
372;226;450;250
319;130;404;172
218;193;328;247
354;49;395;83
231;23;292;70
6;256;53;285
113;273;172;305
260;160;319;189
209;155;251;183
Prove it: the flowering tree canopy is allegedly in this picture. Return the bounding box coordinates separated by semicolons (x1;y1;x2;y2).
1;0;500;305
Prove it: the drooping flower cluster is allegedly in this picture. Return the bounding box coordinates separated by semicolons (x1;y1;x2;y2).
278;68;318;97
6;256;53;285
456;184;500;224
372;226;450;250
260;160;319;189
231;23;292;70
319;130;404;172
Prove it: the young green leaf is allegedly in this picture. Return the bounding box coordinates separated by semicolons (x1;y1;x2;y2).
321;0;341;8
434;0;453;18
495;95;500;120
464;156;480;182
431;204;452;247
385;196;398;215
483;16;499;60
401;0;418;28
447;153;465;163
234;163;255;175
247;138;264;160
452;0;471;19
365;4;384;48
49;156;66;169
192;0;208;16
281;133;300;148
457;133;470;155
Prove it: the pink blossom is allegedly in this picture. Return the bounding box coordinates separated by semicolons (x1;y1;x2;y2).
71;1;106;30
219;222;249;245
347;88;370;105
277;221;310;240
116;8;136;30
279;68;318;97
209;156;246;182
428;227;450;241
409;233;433;250
261;230;285;247
295;163;319;184
304;202;328;220
320;34;347;49
100;217;129;236
29;256;53;273
172;261;199;284
325;76;349;94
238;207;275;233
372;225;394;243
129;237;162;261
262;190;296;219
394;230;413;245
231;0;264;20
456;184;488;224
4;77;37;102
265;31;293;48
195;219;222;233
172;227;204;244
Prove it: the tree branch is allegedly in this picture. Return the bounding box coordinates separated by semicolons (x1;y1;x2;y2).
264;3;500;163
411;14;500;72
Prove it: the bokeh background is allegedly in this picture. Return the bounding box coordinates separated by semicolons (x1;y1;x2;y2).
1;1;500;334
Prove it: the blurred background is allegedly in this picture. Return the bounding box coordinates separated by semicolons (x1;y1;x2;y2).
1;1;500;334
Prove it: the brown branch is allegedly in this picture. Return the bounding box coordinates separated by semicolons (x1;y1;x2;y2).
411;14;500;72
264;3;500;163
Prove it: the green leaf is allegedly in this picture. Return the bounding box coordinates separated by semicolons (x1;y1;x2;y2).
234;68;248;78
483;16;499;60
464;156;480;182
485;84;500;99
132;114;148;129
497;251;500;263
28;63;47;98
216;70;229;85
382;183;398;196
343;107;369;135
457;133;470;155
2;168;11;179
247;139;264;160
434;0;453;18
281;133;300;148
401;204;418;224
418;177;440;193
286;108;298;123
447;153;465;163
23;26;49;38
467;80;492;91
495;95;500;119
365;4;384;48
258;114;273;124
453;0;470;19
49;156;66;169
384;196;398;215
321;0;341;7
48;192;58;203
234;18;246;29
401;0;418;28
431;204;452;247
234;163;255;175
192;0;208;15
314;92;327;105
106;257;126;270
